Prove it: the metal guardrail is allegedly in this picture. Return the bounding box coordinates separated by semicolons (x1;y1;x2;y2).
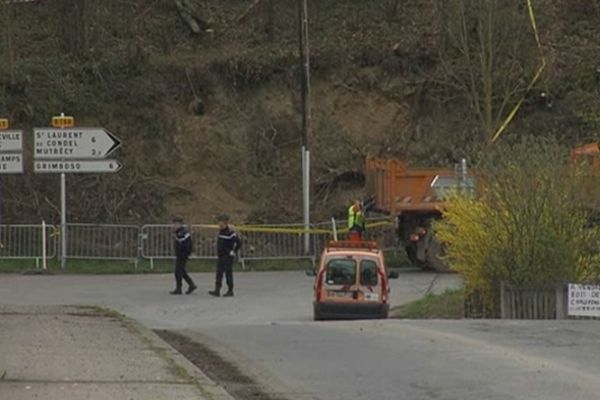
0;224;57;260
66;224;139;261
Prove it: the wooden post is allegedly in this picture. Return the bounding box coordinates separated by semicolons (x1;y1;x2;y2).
500;281;506;319
555;284;566;320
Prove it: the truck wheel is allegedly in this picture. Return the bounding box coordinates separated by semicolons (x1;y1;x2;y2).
424;235;452;273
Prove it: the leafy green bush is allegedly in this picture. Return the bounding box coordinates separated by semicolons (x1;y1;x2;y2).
436;136;600;308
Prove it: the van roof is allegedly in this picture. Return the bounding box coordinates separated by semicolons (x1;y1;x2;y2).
325;240;381;254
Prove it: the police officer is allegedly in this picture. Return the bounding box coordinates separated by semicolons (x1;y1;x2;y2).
170;217;197;295
209;214;241;297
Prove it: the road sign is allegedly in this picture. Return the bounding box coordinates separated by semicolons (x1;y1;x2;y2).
0;153;23;174
0;130;23;152
33;128;121;159
52;115;75;128
34;159;122;174
568;284;600;317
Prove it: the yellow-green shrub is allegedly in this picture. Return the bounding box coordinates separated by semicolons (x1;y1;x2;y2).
436;137;600;308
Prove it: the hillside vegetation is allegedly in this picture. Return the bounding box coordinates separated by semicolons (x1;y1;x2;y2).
0;0;598;224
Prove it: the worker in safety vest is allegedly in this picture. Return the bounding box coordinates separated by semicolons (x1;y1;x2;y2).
347;199;366;240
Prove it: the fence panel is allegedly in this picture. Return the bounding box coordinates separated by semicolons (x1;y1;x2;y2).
498;282;557;320
66;224;139;260
141;224;220;260
0;224;57;259
239;227;321;262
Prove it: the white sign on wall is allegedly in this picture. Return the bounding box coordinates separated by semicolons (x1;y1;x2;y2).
568;284;600;317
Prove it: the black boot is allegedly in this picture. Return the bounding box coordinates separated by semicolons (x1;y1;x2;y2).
223;289;234;297
209;288;220;297
185;284;197;295
170;288;182;295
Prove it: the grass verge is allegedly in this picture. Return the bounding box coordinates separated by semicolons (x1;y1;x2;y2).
0;250;412;275
391;289;464;319
0;258;314;274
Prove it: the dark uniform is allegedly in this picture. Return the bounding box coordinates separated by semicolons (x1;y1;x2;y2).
171;226;196;295
210;225;241;297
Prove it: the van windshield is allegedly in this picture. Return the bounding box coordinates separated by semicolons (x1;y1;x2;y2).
326;258;356;285
360;259;379;286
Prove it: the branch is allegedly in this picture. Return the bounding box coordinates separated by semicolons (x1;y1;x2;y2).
234;0;261;23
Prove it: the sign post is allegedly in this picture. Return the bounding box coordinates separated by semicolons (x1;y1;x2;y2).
34;114;122;268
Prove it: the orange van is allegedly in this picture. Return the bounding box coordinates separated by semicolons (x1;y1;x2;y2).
312;241;391;320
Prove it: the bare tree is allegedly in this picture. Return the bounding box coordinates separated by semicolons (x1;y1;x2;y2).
261;0;275;40
1;3;16;85
55;0;92;57
437;0;536;142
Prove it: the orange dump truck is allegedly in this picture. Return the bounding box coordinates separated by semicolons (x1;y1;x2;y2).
366;144;599;272
365;157;475;272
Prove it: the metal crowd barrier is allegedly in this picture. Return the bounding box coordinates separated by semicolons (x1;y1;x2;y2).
238;224;325;267
66;224;139;263
141;224;323;269
140;224;223;269
0;224;57;263
0;218;398;269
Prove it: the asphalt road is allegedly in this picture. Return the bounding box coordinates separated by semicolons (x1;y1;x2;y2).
1;271;599;400
0;270;458;329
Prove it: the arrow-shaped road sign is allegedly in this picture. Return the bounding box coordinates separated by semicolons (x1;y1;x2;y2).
34;159;122;174
33;128;121;159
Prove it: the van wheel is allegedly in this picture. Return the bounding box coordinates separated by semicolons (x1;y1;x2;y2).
313;310;323;321
380;306;389;319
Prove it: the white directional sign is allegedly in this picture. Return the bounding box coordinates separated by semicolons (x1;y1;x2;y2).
34;159;122;174
0;153;23;174
0;130;23;152
34;128;121;159
568;284;600;317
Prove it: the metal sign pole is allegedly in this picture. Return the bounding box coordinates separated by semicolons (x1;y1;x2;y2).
298;0;312;255
303;148;310;254
60;172;66;269
42;220;47;270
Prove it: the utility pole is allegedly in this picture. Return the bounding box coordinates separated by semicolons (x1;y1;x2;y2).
298;0;311;255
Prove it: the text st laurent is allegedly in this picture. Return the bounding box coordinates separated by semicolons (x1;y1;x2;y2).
35;130;83;156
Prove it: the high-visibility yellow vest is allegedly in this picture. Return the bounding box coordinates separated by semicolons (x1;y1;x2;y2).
348;205;365;230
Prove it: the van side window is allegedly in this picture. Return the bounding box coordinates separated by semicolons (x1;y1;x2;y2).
360;259;379;286
326;259;356;285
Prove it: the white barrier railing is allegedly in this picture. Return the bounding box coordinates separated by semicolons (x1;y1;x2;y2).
0;219;398;269
66;224;140;261
0;224;58;266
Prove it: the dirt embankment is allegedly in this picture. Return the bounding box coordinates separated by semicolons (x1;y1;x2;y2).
0;0;598;224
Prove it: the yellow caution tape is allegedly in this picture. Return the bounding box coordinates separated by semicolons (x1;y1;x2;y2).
491;0;546;143
190;220;395;235
50;227;61;238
